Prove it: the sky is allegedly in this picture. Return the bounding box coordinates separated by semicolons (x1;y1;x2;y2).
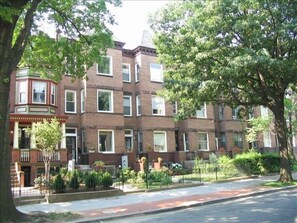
108;0;171;49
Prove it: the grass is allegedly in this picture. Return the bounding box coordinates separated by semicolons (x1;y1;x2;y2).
24;211;82;223
262;181;297;187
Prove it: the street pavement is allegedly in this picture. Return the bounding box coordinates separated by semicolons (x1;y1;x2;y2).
17;172;297;222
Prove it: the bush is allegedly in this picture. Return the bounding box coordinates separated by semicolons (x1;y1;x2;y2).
149;167;172;185
258;153;280;174
208;153;219;172
218;155;238;177
84;171;98;190
233;149;261;175
53;174;66;193
68;171;80;191
101;172;113;189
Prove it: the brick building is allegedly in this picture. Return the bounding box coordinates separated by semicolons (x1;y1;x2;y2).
9;31;280;185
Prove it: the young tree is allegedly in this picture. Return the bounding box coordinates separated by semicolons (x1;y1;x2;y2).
27;118;63;186
0;0;120;221
149;1;297;182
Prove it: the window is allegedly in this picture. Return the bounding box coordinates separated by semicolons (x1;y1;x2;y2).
125;129;133;151
32;81;46;104
232;107;240;120
122;63;131;82
136;95;141;116
51;84;56;105
137;132;143;153
65;90;76;113
81;89;85;113
219;104;224;120
18;81;27;104
220;133;226;148
135;64;140;82
152;95;165;116
233;133;243;149
18;126;30;149
81;130;86;154
173;101;177;115
97;89;113;112
260;106;269;117
263;131;271;147
183;133;189;151
196;103;207;118
150;63;163;82
198;133;209;151
154;131;167;152
97;56;112;76
98;130;114;153
123;95;132;116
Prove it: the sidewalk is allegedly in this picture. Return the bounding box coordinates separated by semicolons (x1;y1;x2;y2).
17;173;297;222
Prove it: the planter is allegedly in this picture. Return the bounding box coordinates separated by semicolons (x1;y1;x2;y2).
46;188;124;203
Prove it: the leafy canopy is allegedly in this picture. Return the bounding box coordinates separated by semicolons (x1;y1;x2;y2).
149;1;297;119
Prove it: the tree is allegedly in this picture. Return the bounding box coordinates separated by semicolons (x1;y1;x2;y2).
149;1;297;182
0;0;120;221
26;118;63;186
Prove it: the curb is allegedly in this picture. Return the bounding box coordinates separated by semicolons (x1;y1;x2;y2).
75;185;297;223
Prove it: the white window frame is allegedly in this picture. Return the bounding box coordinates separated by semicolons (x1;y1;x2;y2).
153;131;167;152
136;95;141;116
183;133;189;151
173;101;178;115
65;90;77;113
81;89;85;113
137;131;143;153
233;133;243;149
125;129;133;151
135;64;140;82
97;89;113;113
98;130;114;153
150;63;163;82
260;106;269;117
263;131;272;147
152;95;165;116
198;132;209;151
51;84;56;105
97;55;113;76
122;63;131;82
232;107;239;120
18;81;28;104
32;81;46;104
123;95;132;117
196;103;207;118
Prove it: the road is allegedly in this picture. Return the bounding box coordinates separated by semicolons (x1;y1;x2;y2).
101;189;297;223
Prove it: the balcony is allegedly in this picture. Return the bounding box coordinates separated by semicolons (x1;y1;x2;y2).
12;148;68;164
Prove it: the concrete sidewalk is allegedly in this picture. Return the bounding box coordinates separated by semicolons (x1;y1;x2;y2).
17;173;297;222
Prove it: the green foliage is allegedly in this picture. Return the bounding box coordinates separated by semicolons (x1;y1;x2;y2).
53;174;66;193
258;153;280;174
233;150;262;175
84;171;98;190
246;117;273;143
208;153;219;172
218;155;238;177
101;172;113;189
148;168;172;185
119;167;137;184
68;171;80;191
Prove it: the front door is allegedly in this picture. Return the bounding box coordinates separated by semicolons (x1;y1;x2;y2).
66;128;77;162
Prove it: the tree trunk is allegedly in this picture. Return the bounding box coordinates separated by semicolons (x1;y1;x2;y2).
43;156;52;189
272;101;293;182
0;30;25;223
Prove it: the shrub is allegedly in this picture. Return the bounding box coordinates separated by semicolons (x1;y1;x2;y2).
68;171;80;191
208;153;219;172
218;155;238;176
258;153;280;174
84;171;98;190
149;168;172;185
233;149;261;175
53;174;66;193
101;172;113;189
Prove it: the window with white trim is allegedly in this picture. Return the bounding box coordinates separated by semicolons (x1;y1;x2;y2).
122;63;131;82
98;130;114;153
97;89;113;112
125;129;133;151
65;90;76;113
183;133;189;151
136;95;141;116
232;107;240;120
123;95;132;116
51;84;56;105
263;131;271;147
150;63;163;82
135;64;140;82
198;133;209;151
81;89;85;113
153;131;167;152
18;81;28;104
137;132;143;153
32;81;46;104
233;133;243;149
196;103;207;118
152;95;165;116
97;56;112;76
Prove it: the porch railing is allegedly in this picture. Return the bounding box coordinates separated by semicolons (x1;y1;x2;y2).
37;151;61;162
20;149;30;162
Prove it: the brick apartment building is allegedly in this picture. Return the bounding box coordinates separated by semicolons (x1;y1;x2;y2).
9;31;280;186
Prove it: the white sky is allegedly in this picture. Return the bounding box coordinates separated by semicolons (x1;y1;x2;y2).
109;0;171;49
